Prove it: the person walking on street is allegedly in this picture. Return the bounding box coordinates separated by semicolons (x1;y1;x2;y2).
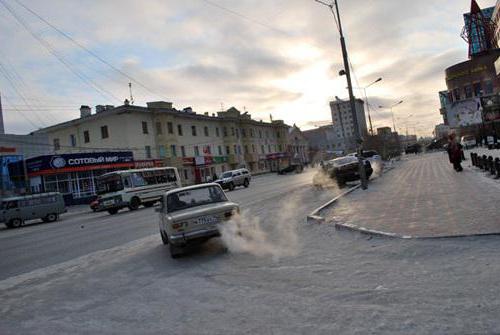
447;133;463;172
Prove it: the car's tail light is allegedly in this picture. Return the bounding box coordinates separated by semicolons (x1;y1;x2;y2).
172;222;186;230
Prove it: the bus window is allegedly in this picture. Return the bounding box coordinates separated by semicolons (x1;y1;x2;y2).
166;169;177;182
97;175;124;195
143;171;157;185
123;175;132;188
131;172;146;187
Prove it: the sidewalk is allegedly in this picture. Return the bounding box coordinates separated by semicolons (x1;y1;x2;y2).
328;152;500;238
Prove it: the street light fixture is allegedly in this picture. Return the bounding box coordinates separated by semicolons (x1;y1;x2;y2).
379;100;404;133
353;77;383;136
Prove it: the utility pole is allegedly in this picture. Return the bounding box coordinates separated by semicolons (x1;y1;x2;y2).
0;90;4;134
315;0;367;189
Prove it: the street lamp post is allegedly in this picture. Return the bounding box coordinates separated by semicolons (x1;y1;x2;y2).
315;0;368;190
353;77;382;136
379;100;404;133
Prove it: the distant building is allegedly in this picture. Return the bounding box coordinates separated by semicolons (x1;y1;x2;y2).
286;125;310;165
303;125;345;162
365;127;401;160
329;98;367;151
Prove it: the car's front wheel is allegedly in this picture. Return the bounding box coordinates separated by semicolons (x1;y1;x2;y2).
8;218;22;229
128;197;140;211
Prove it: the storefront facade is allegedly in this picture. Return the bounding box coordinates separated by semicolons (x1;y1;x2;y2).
26;151;163;204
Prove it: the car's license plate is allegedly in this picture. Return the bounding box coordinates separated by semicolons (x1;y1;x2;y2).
197;216;218;225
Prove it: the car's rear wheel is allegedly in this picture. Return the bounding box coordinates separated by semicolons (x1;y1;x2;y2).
169;244;183;258
128;197;140;211
44;213;58;223
108;208;119;215
160;231;169;245
243;179;249;188
8;218;22;228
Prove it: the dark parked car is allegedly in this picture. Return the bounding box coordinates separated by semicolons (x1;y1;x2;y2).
405;143;422;154
326;156;373;187
278;163;304;175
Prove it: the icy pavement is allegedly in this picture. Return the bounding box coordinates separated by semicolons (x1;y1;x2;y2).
329;152;500;238
2;168;500;334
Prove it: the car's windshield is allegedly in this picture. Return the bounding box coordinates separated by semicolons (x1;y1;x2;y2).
332;157;356;166
221;172;232;179
96;174;124;195
167;186;227;213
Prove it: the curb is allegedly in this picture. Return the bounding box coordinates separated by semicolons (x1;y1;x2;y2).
334;221;500;239
306;184;361;224
306;162;397;225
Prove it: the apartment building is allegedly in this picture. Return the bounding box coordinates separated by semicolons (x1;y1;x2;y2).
329;98;368;151
32;101;292;201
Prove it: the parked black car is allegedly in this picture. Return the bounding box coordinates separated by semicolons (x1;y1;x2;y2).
278;163;304;175
326;156;373;187
405;143;422;154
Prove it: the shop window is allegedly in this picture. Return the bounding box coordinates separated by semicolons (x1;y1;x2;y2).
70;134;76;147
156;122;162;135
53;138;60;151
83;130;90;143
142;121;149;134
171;145;177;158
192;125;197;136
101;126;109;139
177;124;183;136
464;85;473;99
181;146;186;157
145;145;152;159
194;146;200;156
473;82;482;96
167;122;174;134
204;126;209;136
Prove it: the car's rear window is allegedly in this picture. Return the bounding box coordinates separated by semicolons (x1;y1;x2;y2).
167;186;227;213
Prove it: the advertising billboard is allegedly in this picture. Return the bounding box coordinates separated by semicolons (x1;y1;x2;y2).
481;95;500;122
445;98;483;128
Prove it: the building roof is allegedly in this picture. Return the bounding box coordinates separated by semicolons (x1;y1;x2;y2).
34;103;287;134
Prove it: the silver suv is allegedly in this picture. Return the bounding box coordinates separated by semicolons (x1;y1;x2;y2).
215;168;251;191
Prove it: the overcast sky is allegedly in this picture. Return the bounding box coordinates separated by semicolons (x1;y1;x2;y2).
0;0;496;136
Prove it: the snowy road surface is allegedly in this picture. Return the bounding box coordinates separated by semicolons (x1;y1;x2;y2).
2;164;500;334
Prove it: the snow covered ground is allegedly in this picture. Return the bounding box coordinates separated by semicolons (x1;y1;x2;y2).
1;165;500;334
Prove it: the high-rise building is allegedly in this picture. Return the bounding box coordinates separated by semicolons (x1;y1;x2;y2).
329;98;367;151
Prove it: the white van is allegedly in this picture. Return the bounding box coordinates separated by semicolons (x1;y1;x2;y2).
0;193;66;228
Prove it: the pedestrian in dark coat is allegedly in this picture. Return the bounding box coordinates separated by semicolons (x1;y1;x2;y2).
447;133;463;172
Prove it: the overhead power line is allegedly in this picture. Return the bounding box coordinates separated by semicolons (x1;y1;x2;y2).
13;0;169;102
0;0;121;103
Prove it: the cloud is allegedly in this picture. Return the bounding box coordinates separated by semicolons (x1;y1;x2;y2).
0;0;496;136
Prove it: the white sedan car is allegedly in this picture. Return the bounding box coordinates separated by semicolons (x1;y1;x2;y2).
157;183;239;258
